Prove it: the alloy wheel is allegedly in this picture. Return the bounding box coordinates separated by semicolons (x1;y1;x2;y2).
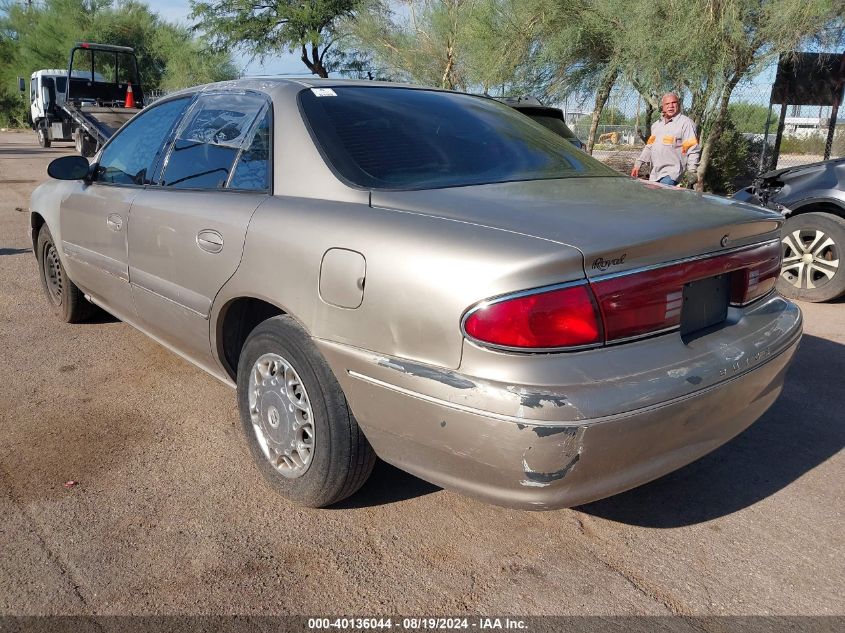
248;353;315;478
781;228;840;291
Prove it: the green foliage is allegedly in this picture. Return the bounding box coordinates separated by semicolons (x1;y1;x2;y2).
0;0;238;127
598;106;631;126
780;129;845;156
702;118;760;195
728;102;777;134
190;0;361;78
345;0;544;92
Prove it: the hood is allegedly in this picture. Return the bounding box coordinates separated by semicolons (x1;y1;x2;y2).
759;157;845;181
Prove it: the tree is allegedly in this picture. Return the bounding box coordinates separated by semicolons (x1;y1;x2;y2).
347;0;479;90
190;0;362;78
728;102;777;134
679;0;844;189
0;0;238;126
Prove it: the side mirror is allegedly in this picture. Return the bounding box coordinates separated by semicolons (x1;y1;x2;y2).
47;155;90;180
17;77;25;93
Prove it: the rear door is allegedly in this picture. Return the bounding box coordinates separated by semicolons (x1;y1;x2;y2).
127;91;272;363
58;96;192;320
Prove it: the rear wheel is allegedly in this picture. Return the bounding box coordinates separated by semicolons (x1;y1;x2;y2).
36;122;51;148
778;211;845;302
236;315;375;507
36;227;96;323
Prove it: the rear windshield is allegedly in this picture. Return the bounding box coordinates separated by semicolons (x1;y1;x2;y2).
299;86;617;190
525;113;577;140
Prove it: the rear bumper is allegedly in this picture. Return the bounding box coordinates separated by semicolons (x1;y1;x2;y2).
317;295;802;510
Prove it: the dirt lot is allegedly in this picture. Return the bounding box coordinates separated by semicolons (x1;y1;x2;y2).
0;129;843;623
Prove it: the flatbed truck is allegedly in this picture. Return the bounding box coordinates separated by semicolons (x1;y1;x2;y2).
29;42;145;156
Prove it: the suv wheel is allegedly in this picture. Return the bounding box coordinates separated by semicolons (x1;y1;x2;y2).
236;315;375;507
778;211;845;302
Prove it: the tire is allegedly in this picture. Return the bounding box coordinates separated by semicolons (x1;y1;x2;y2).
36;226;96;323
237;315;375;507
778;211;845;302
75;130;96;157
37;123;51;148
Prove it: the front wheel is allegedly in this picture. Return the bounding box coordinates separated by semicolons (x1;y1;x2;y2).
36;123;51;148
36;227;96;323
237;315;375;507
778;212;845;302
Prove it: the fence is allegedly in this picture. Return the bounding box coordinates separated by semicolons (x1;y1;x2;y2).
558;79;844;189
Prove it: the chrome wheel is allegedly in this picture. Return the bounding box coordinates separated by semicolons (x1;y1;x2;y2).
248;353;315;478
781;227;840;291
43;243;64;306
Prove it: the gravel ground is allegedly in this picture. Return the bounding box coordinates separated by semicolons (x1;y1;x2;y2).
0;130;842;626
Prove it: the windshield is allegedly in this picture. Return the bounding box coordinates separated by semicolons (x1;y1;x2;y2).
299;87;616;190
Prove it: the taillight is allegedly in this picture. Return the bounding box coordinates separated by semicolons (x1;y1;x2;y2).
591;241;781;342
462;284;603;349
729;241;781;304
463;241;780;350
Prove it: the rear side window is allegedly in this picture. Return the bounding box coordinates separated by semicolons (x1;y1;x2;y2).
96;97;191;185
299;87;617;190
161;92;267;190
229;109;271;191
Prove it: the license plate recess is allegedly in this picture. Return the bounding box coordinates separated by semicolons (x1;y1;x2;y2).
680;274;730;339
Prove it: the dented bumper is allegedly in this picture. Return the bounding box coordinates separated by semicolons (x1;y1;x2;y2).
316;294;802;510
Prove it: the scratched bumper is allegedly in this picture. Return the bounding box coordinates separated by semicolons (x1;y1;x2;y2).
316;294;802;510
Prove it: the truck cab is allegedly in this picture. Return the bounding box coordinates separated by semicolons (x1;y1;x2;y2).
29;69;71;147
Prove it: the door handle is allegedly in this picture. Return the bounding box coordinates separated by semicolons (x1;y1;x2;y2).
196;229;224;254
106;214;123;231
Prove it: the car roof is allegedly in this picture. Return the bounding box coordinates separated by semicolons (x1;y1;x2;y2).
158;77;497;104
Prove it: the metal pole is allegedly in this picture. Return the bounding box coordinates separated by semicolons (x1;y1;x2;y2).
770;102;788;171
823;56;845;160
760;98;775;172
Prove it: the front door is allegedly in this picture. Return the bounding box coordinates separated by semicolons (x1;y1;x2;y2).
58;96;193;320
128;93;272;365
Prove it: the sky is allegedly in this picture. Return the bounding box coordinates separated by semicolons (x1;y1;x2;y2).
144;0;309;77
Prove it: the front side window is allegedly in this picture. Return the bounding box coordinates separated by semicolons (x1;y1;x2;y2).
300;87;618;190
161;92;267;190
96;97;191;185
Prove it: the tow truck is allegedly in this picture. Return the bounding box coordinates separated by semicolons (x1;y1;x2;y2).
29;42;145;156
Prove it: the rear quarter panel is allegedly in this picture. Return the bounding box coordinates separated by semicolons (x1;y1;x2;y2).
211;196;585;370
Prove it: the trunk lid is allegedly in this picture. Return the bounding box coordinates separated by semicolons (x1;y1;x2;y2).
371;177;782;278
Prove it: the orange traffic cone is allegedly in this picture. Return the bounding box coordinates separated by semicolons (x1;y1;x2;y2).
124;82;136;108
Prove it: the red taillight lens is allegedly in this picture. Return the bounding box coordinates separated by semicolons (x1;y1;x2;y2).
463;284;602;349
730;241;781;304
463;242;781;351
591;241;782;342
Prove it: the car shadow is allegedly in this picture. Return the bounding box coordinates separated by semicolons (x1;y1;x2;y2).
578;333;844;527
0;247;30;255
330;459;441;509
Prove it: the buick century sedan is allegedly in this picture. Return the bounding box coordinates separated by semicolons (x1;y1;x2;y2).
31;78;802;510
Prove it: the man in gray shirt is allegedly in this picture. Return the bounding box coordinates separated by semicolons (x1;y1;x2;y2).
631;93;700;186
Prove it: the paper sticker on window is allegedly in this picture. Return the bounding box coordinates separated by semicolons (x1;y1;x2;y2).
311;88;337;97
